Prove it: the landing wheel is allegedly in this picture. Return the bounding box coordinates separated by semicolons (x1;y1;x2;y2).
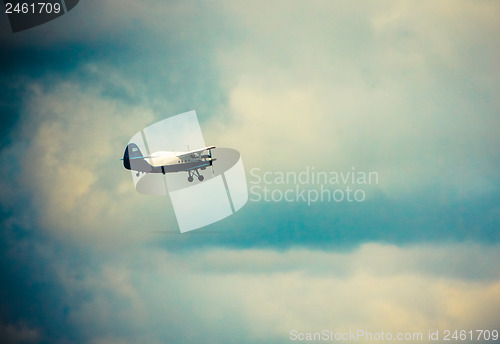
198;175;204;182
188;176;194;182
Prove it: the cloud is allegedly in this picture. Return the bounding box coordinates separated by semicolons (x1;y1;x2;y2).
0;322;41;344
182;242;500;281
206;0;500;199
0;80;179;248
0;2;499;342
2;0;498;199
39;243;500;343
1;75;497;254
0;1;497;252
3;241;497;343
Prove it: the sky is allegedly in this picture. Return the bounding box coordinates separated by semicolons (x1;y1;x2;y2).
0;0;499;343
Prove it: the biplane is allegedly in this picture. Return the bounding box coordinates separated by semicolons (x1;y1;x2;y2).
123;143;216;182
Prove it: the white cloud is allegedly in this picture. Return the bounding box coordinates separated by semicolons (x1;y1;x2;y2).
205;0;500;199
0;80;179;248
46;243;500;343
2;2;499;343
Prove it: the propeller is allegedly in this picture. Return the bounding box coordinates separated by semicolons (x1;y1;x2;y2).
209;148;215;174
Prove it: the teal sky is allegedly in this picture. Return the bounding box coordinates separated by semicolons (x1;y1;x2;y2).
0;1;499;343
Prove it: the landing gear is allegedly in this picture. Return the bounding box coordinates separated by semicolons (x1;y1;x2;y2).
187;169;204;182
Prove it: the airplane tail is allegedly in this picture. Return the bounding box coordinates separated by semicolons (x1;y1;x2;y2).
123;143;152;172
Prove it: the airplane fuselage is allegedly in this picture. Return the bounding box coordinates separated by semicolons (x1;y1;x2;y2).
123;143;216;182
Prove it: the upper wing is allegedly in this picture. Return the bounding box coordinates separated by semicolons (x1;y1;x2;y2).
177;146;215;159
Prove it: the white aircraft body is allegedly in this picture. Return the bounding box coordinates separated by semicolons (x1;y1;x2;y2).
123;143;216;182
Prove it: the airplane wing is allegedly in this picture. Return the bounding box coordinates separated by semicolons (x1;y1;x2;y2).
177;146;216;159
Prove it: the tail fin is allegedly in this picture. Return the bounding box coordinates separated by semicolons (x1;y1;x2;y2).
123;143;152;172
